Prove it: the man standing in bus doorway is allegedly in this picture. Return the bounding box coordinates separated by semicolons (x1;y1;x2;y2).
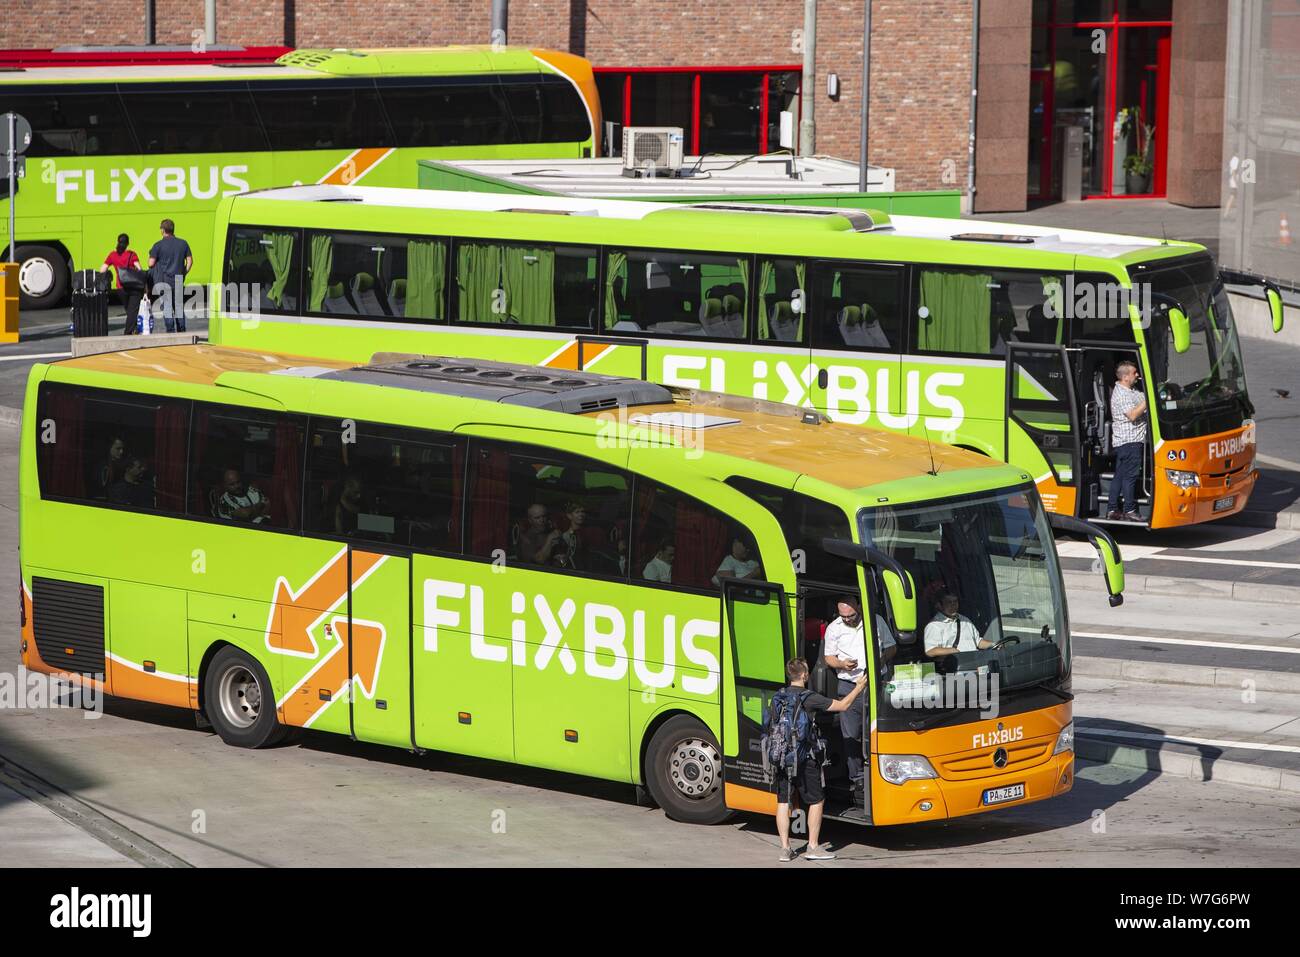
148;219;193;334
823;595;869;805
1107;360;1149;522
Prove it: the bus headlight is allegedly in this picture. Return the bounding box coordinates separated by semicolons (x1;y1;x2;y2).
878;754;938;785
1053;721;1075;755
1164;468;1200;488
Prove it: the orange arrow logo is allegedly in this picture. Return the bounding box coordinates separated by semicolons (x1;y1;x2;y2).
266;547;385;657
278;615;387;729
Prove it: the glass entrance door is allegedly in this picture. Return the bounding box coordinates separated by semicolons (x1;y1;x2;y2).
1031;0;1172;200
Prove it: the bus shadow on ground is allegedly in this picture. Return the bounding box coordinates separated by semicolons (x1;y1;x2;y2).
742;725;1194;856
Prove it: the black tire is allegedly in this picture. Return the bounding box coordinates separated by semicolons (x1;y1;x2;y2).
15;244;69;310
644;715;731;825
203;646;290;749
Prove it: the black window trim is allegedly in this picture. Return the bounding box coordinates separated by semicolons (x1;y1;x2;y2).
223;224;307;319
807;257;910;356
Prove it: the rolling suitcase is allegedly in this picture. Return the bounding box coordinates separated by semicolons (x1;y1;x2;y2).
70;269;110;337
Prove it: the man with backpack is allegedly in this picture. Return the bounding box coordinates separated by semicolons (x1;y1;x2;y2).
766;658;868;862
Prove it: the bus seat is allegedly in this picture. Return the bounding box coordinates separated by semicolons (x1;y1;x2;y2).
769;301;799;341
350;273;385;317
698;297;725;335
322;281;357;315
839;304;890;348
388;278;407;317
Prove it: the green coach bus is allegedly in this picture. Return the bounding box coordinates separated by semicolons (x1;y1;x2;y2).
0;45;599;308
20;344;1122;826
209;185;1286;530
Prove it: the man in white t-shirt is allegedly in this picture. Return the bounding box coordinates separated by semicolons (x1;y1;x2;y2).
642;541;675;583
713;536;761;587
923;592;995;657
822;595;870;799
218;469;270;524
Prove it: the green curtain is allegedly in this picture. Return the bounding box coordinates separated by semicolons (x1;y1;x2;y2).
918;270;991;353
737;258;750;336
308;234;333;313
1041;274;1064;343
794;261;806;340
604;251;627;329
265;233;294;307
407;240;446;321
502;246;556;326
457;243;504;323
757;259;776;339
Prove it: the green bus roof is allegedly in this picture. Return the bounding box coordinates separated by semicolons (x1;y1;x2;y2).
36;344;1028;508
227;184;1206;274
0;45;559;85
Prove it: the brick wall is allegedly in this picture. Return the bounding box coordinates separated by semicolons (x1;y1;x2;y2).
3;0;973;191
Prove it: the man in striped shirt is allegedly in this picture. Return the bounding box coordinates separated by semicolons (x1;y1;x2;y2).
1107;360;1149;522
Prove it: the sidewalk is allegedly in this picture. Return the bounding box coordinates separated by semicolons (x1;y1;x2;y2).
1072;674;1300;792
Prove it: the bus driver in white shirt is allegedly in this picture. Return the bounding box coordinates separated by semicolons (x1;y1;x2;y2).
923;592;996;658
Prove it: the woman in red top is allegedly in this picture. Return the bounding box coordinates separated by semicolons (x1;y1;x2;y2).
100;233;145;335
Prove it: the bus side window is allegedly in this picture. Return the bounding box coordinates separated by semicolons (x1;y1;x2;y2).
453;241;597;329
379;77;514;148
227;227;301;315
916;266;1073;356
190;404;305;530
811;262;904;352
607;249;748;340
249;82;391;152
724;477;856;587
631;478;759;593
303;419;465;549
306;231;447;322
465;439;631;578
123;84;269;154
756;257;807;344
6;88;137;157
34;383;190;515
1074;272;1137;343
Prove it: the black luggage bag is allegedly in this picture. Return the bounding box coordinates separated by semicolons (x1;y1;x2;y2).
70;269;111;337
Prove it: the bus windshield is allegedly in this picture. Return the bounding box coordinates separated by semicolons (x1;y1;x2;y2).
859;486;1068;725
1143;256;1250;438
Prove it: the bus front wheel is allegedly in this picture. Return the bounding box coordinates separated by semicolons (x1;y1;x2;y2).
15;245;69;310
204;646;290;749
644;715;731;825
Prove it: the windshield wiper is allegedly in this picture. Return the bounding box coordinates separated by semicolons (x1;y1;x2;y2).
1013;679;1074;701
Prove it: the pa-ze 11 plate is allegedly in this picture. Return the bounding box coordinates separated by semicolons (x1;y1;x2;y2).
983;783;1026;805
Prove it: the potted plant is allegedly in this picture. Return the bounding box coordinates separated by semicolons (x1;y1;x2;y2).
1121;109;1155;194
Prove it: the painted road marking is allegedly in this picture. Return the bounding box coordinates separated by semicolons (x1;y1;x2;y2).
1078;726;1300;755
0;351;71;361
1056;538;1300;570
1075;630;1300;655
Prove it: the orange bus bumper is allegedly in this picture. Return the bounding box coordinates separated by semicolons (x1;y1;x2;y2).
872;750;1074;825
1151;425;1257;529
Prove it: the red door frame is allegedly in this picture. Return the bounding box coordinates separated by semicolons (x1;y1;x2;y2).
595;64;801;156
1038;1;1173;200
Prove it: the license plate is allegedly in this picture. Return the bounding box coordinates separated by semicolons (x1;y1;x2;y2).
1213;496;1236;512
982;783;1025;806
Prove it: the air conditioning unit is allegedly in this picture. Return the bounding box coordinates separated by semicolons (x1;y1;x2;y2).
622;126;685;177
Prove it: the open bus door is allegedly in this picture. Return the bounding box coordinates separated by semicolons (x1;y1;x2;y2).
1006;344;1083;517
719;579;792;815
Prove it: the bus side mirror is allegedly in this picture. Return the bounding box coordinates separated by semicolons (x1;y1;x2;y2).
1047;513;1125;607
1266;284;1285;334
881;568;917;638
1168;306;1191;354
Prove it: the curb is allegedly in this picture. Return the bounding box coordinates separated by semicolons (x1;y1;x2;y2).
1064;569;1300;606
1076;734;1300;793
1074;654;1300;693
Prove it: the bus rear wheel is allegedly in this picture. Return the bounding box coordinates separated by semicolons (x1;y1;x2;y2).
645;715;731;825
204;646;290;749
15;245;69;310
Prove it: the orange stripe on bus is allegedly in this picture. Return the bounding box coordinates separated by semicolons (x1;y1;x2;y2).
542;340;611;371
320;147;394;186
